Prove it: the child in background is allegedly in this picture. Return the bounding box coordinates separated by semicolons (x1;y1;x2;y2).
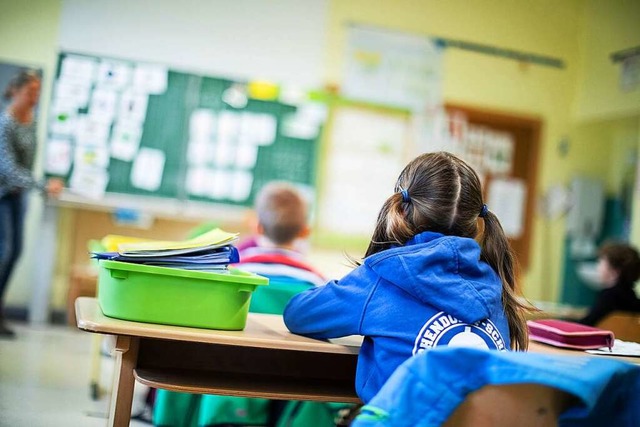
579;242;640;326
236;181;325;289
284;151;531;404
153;182;328;427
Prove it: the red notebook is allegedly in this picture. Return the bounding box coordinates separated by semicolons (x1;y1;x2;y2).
527;319;615;350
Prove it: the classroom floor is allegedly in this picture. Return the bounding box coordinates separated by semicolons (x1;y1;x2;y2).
0;321;149;427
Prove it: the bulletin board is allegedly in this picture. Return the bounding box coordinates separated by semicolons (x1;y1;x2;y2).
44;52;323;207
444;104;542;272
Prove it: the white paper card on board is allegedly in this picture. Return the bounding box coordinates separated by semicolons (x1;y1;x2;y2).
281;112;318;139
230;170;253;202
235;144;258;169
49;100;78;136
487;178;526;239
96;60;132;90
133;64;168;94
190;109;217;143
131;148;165;191
208;170;232;200
74;145;110;170
218;112;242;142
89;89;119;124
111;120;143;162
213;140;236;168
44;138;73;176
119;90;149;123
75;115;110;146
60;56;97;84
240;113;276;146
187;141;215;165
54;79;91;108
186;167;215;197
69;167;109;200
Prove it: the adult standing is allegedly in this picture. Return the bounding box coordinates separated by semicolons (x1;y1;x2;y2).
0;70;63;338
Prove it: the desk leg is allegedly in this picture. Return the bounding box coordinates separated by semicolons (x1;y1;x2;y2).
109;335;139;427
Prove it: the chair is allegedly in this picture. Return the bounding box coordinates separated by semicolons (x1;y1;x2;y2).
352;346;640;427
596;311;640;342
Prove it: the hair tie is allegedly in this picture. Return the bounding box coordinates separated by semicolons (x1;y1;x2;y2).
479;204;489;218
399;188;410;203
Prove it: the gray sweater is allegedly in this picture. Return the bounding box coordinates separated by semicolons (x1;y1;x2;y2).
0;111;41;198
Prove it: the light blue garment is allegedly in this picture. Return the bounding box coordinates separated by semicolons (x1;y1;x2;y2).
353;347;640;427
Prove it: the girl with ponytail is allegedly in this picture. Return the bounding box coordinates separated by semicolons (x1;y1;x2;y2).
284;152;531;404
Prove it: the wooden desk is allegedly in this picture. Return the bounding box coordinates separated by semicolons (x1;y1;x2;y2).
75;297;360;427
76;297;639;426
528;340;640;365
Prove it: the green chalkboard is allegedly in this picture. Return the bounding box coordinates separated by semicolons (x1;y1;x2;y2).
45;52;321;207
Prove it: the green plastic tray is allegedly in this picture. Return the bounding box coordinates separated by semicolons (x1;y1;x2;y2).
97;260;268;330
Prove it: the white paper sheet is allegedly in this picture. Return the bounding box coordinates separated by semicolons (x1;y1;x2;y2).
281;112;319;139
230;170;254;202
189;109;217;143
133;64;168;94
74;145;110;169
130;148;165;191
483;131;514;175
119;90;149;123
54;79;92;109
96;60;132;90
44;138;73;175
487;178;527;239
110;120;143;162
245;113;276;146
217;111;242;142
222;84;248;109
187;141;215;165
213;140;236;168
49;99;78;136
69;167;109;199
235;144;258;169
89;89;118;124
74;115;111;146
186;167;215;197
60;56;97;84
208;170;232;200
319;108;408;236
343;27;443;111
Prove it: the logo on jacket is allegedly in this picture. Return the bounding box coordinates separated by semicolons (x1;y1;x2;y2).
412;311;506;355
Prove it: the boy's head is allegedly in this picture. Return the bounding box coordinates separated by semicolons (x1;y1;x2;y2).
254;182;309;247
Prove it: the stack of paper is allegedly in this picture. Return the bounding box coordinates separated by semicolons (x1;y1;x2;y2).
93;228;239;272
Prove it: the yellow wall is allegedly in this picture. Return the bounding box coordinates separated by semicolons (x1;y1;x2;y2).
574;0;640;121
327;0;584;300
0;0;63;307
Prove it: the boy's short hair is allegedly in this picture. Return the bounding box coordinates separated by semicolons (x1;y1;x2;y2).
255;182;308;245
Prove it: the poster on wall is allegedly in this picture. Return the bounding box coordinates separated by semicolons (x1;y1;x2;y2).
319;107;409;236
487;178;527;239
343;25;443;112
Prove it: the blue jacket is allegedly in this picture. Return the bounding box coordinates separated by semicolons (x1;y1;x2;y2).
352;347;640;427
283;231;510;403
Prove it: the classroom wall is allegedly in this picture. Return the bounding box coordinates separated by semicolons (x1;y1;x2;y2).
573;0;640;121
1;0;638;311
325;0;584;300
58;0;328;88
0;0;63;308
